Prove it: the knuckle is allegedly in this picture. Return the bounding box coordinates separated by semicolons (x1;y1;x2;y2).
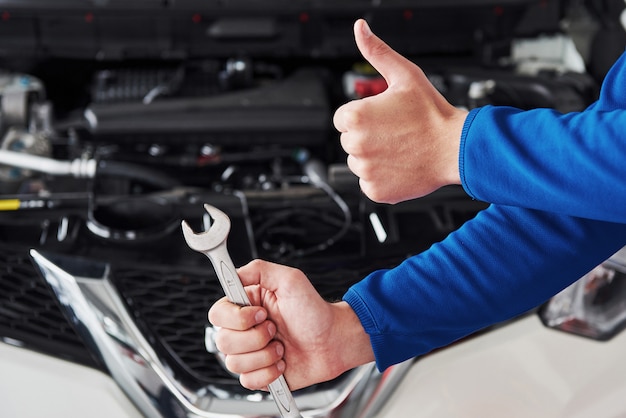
236;314;251;331
342;105;365;130
252;324;273;347
207;306;221;326
348;138;366;156
213;330;233;354
247;258;265;269
354;161;375;182
207;297;227;324
250;258;274;273
224;354;243;374
235;306;256;330
238;375;258;391
360;180;386;203
240;369;278;391
345;154;358;174
368;40;392;59
208;300;253;330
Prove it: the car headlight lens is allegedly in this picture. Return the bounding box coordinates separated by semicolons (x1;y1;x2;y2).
540;246;626;341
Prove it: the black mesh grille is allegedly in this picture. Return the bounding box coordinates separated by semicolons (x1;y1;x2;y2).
111;263;235;388
0;236;399;393
0;242;382;392
110;256;386;391
0;244;98;367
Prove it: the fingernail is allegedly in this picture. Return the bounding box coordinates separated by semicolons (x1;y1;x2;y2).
255;310;267;324
277;360;286;373
267;322;276;338
360;20;372;37
276;343;284;357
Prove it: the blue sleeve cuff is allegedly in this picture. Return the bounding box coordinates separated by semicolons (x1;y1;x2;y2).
343;287;396;372
458;106;484;200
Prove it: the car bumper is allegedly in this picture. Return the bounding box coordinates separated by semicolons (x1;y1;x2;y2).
0;341;143;418
375;314;626;418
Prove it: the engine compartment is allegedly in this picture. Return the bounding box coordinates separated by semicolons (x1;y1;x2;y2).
0;0;621;403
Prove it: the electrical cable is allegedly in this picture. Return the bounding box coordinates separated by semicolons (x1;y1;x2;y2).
255;155;353;260
293;171;352;258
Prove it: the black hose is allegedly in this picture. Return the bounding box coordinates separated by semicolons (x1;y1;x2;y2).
96;160;180;189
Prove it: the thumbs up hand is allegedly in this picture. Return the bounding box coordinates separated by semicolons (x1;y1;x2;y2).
333;19;468;204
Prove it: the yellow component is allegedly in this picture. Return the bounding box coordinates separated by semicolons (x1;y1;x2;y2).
352;62;379;76
0;199;21;211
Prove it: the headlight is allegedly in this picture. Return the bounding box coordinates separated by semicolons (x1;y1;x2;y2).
540;246;626;341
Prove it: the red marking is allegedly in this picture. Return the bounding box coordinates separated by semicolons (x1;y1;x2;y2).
354;77;388;98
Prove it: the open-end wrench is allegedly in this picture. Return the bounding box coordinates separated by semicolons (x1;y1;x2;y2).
181;203;303;418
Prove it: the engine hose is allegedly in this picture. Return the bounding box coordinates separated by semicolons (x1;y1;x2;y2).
0;150;179;189
0;149;97;177
96;160;180;189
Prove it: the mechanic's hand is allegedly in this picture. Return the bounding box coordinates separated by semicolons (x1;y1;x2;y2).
208;259;374;391
333;19;468;204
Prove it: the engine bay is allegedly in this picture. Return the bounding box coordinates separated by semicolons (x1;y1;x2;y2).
0;0;622;399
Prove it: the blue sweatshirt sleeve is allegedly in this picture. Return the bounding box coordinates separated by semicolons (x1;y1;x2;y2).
343;52;626;372
460;51;626;222
344;205;626;371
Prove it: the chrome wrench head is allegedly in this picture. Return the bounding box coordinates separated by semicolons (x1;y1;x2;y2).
181;203;231;252
181;203;251;306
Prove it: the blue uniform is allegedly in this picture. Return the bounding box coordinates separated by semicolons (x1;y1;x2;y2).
343;52;626;371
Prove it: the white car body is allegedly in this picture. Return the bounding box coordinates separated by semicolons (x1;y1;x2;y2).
0;341;142;418
378;315;626;418
3;313;626;417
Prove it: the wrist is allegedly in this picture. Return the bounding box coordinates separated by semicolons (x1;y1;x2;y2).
332;301;375;371
444;107;468;186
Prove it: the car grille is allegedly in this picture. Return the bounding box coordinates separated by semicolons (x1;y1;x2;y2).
0;242;249;388
0;243;99;367
0;240;387;395
111;263;237;388
110;256;384;391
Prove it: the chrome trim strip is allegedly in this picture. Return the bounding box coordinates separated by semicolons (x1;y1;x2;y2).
30;249;405;418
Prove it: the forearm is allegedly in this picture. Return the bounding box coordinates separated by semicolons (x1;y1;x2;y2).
344;204;626;371
461;106;626;222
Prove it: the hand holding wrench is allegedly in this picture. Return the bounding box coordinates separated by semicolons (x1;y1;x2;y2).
181;203;303;418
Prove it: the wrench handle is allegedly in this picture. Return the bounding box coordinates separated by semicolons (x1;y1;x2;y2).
207;244;251;306
268;376;302;418
205;245;303;418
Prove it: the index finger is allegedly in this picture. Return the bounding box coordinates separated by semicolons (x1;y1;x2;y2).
333;98;366;134
236;259;310;297
235;259;288;290
333;101;351;134
208;296;267;330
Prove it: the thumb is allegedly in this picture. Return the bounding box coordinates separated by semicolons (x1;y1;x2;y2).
353;19;412;86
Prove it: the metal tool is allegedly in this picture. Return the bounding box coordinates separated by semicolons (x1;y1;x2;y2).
181;203;303;418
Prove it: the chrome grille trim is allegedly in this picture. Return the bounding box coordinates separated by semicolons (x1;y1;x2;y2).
30;249;408;418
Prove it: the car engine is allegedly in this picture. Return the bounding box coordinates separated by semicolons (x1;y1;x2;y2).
0;1;622;417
